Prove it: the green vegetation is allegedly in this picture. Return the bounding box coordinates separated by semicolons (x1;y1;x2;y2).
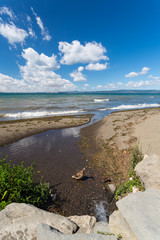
0;155;50;211
115;144;144;200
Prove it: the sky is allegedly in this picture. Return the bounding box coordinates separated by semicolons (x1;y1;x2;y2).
0;0;160;92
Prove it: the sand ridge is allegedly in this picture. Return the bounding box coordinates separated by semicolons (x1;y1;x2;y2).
0;115;92;147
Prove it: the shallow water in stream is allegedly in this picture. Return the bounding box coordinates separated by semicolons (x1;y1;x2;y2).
0;124;112;218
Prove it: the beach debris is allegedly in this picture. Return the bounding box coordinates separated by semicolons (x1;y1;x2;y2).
72;167;86;180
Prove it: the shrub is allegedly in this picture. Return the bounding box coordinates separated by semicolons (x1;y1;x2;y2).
0;155;50;211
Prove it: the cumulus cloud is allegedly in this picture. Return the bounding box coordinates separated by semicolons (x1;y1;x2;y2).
126;79;160;88
0;73;28;92
148;74;160;80
0;7;15;19
0;48;76;92
0;21;28;45
70;66;87;82
86;62;108;71
125;67;150;78
31;7;51;41
59;40;108;65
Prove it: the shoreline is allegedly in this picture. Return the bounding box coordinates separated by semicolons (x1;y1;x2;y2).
80;107;160;187
0;114;92;147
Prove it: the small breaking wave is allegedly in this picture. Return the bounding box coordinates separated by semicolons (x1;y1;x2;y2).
4;109;84;119
109;103;160;110
94;99;109;103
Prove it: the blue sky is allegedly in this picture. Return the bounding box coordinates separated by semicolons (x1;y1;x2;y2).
0;0;160;92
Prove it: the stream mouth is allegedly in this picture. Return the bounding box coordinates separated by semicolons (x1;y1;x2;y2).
0;124;115;217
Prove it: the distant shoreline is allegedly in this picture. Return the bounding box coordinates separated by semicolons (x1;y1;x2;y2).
0;114;92;147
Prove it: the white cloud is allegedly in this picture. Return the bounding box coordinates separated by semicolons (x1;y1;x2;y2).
59;40;108;65
0;21;28;45
0;73;28;92
70;67;87;82
84;83;89;87
86;62;108;71
31;7;51;41
0;7;15;19
78;66;84;72
126;79;160;88
0;48;76;92
148;74;160;80
125;67;150;78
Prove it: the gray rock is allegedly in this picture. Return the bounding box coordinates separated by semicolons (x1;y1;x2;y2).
0;203;77;240
135;154;160;190
92;221;110;234
109;210;137;240
37;223;117;240
116;188;160;240
68;215;96;234
108;184;116;194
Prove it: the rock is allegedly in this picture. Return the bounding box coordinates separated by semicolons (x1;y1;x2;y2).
135;154;160;190
36;223;117;240
108;184;116;194
0;203;77;240
67;215;96;234
116;188;160;240
92;221;110;234
109;210;137;240
132;186;139;193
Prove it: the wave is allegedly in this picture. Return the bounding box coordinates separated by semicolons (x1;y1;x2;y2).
4;109;84;119
94;98;109;103
109;103;160;110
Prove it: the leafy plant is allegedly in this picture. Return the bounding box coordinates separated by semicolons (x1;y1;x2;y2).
0;155;50;211
115;144;144;200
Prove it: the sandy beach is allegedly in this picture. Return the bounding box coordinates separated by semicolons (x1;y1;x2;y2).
0;114;91;147
80;107;160;186
1;108;160;215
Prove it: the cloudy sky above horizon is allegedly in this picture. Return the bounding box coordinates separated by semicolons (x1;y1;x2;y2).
0;0;160;92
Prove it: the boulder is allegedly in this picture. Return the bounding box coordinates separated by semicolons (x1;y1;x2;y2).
92;221;110;234
36;223;117;240
0;203;77;240
135;154;160;190
67;215;96;234
116;188;160;240
109;210;137;240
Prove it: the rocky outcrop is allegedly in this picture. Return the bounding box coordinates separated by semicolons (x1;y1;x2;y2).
135;154;160;190
67;215;96;234
109;152;160;240
0;203;77;240
36;223;117;240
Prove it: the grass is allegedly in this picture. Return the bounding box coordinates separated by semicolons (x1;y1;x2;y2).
0;155;51;211
115;144;144;200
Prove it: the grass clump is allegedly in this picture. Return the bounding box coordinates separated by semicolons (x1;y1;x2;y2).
115;144;144;200
0;155;50;211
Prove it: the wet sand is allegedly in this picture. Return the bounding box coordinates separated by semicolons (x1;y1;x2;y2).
80;107;160;186
0;114;91;147
1;108;160;217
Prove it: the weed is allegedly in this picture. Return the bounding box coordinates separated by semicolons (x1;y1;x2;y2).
115;144;144;199
0;155;50;210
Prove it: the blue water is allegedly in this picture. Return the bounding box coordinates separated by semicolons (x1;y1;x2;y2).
0;91;160;121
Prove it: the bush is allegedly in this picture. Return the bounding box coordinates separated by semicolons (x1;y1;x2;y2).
0;155;50;211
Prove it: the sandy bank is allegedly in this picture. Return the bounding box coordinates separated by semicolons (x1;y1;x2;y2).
0;114;92;147
80;107;160;186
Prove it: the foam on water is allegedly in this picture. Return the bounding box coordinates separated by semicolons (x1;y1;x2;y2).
4;109;84;119
94;99;109;103
109;103;160;110
95;201;109;222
